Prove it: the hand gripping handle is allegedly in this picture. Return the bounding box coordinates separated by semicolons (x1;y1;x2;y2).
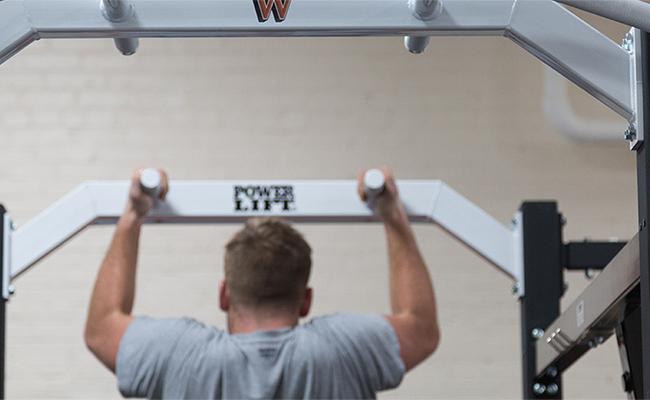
139;168;162;197
363;169;386;203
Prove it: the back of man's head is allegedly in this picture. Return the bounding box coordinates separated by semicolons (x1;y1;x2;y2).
224;218;312;312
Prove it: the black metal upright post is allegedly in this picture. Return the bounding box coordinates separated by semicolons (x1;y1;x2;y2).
0;205;7;399
519;202;564;399
636;30;650;400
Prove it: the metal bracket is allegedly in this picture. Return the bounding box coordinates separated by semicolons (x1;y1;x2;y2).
512;210;525;297
625;28;644;150
2;214;12;301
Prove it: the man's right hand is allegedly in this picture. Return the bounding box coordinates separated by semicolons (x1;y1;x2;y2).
357;167;405;225
358;166;440;372
125;168;169;219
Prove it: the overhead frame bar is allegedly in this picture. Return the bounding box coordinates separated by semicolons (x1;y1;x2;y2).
8;179;519;285
0;0;636;124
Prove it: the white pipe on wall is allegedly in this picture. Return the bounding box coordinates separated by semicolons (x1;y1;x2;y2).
543;66;626;141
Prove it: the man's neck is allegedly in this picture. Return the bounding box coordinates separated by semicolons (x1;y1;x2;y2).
227;309;300;334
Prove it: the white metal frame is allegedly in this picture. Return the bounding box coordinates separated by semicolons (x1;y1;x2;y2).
7;179;521;291
0;0;639;129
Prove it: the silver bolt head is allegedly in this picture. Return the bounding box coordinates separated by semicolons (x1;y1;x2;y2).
532;328;544;339
622;33;634;52
547;383;559;395
533;383;546;395
547;367;558;378
8;285;15;295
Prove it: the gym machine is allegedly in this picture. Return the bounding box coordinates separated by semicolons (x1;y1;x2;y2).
2;0;650;398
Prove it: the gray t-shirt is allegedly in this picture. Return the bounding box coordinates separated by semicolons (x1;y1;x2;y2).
116;313;405;399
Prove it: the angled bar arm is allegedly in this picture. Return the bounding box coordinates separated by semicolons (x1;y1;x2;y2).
9;179;519;284
507;0;634;121
0;1;37;65
431;182;518;281
10;184;103;280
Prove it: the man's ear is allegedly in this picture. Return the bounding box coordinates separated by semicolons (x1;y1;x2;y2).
299;287;313;317
219;280;230;312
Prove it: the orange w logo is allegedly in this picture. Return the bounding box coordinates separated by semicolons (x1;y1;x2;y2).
253;0;292;23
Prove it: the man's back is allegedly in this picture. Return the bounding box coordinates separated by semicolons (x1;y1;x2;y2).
117;314;405;399
85;168;439;399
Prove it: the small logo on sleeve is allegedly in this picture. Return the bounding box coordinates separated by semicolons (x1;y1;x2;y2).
234;185;295;212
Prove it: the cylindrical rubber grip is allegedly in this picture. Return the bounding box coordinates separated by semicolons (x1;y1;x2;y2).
364;169;386;202
139;168;162;197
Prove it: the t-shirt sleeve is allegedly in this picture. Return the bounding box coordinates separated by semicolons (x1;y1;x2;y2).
315;313;406;392
116;317;193;398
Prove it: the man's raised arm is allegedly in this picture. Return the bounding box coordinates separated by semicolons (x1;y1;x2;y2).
358;167;440;371
84;169;169;371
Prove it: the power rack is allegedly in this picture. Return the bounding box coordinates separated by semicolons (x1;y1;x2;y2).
1;0;650;398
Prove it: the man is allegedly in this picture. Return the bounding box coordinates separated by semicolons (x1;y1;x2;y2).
85;167;440;399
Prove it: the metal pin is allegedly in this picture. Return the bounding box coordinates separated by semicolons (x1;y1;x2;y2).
101;0;139;56
512;284;519;295
622;32;634;52
404;0;443;54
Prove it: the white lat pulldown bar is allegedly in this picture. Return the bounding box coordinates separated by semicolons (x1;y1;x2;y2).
6;171;521;296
